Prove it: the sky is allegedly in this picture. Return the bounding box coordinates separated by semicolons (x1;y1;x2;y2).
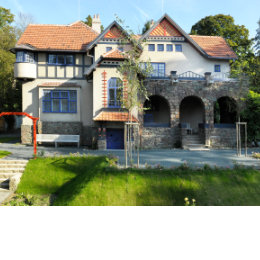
0;0;259;38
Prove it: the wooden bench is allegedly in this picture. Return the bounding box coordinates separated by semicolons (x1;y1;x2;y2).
36;134;80;148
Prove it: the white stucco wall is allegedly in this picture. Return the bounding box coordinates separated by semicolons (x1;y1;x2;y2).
140;41;230;76
22;79;93;127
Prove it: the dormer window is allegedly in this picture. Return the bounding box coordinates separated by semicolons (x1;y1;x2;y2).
16;51;35;63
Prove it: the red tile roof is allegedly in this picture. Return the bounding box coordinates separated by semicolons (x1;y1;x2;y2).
190;35;237;59
94;111;138;122
102;49;125;59
150;18;182;37
17;21;98;51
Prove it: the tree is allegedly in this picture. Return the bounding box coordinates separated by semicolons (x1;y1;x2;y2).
190;14;253;76
142;20;153;34
83;14;104;32
255;19;260;56
0;7;22;129
15;12;35;38
116;16;153;167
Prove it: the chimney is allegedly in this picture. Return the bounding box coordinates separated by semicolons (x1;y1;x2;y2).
92;14;101;34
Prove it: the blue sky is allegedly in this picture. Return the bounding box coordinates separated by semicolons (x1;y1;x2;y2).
0;0;259;38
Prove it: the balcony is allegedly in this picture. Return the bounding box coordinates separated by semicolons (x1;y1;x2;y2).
14;62;36;79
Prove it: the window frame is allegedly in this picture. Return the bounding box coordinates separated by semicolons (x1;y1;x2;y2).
157;44;164;52
42;90;77;113
108;78;122;108
166;44;173;52
214;64;221;72
142;62;165;78
47;54;75;66
16;51;35;63
175;44;182;52
148;44;155;52
106;47;112;52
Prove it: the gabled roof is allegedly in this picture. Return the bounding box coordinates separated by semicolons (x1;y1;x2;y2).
189;35;237;59
16;21;98;52
103;49;125;59
140;14;236;60
94;111;138;122
87;21;142;51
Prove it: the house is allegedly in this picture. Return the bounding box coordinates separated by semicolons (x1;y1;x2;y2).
12;14;242;149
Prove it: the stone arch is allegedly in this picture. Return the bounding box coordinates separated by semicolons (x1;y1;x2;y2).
179;95;205;134
143;95;170;127
214;96;237;124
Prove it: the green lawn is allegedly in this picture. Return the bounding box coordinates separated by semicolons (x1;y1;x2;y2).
0;150;11;159
4;155;260;206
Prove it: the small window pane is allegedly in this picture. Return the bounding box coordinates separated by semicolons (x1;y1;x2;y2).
49;54;56;64
52;99;60;112
175;44;182;52
215;65;221;72
109;89;115;106
66;55;73;65
167;44;173;52
16;52;24;62
52;91;60;98
157;44;164;51
70;91;77;100
106;47;112;52
148;44;155;51
57;55;65;65
43;91;51;100
118;47;123;52
69;101;77;112
61;99;69;112
43;101;51;112
61;91;68;98
109;78;117;88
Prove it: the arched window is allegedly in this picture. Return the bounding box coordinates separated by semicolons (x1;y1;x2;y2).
108;78;122;108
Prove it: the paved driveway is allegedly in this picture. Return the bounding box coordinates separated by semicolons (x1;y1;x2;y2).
1;143;260;168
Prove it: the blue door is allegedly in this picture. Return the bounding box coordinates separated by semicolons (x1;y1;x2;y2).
106;128;124;149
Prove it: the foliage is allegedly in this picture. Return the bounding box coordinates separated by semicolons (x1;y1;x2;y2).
142;20;153;34
0;150;11;158
252;152;260;159
241;91;260;143
255;19;260;56
6;155;260;206
190;14;253;76
0;7;22;129
15;12;35;38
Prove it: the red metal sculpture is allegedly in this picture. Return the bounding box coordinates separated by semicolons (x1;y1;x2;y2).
0;112;39;157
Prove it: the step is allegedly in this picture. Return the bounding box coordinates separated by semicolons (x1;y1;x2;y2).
0;172;23;179
0;160;28;164
0;168;25;173
0;164;27;168
0;178;9;189
0;188;13;205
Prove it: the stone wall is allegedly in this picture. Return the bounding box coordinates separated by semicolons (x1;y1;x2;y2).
21;125;33;144
139;79;245;149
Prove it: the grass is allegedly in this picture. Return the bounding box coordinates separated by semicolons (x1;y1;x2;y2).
3;155;260;206
0;150;11;159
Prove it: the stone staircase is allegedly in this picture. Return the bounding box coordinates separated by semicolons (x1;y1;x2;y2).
182;134;209;151
0;159;28;194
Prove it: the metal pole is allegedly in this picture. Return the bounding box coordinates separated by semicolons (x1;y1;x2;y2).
236;123;239;156
245;123;247;157
124;123;127;167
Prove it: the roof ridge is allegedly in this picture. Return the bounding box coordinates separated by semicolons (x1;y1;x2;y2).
190;35;223;38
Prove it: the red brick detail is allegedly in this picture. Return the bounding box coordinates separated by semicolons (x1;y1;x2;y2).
94;111;138;122
102;71;107;107
104;25;122;38
123;74;128;102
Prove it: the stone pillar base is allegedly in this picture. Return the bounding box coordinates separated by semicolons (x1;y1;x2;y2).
97;139;106;150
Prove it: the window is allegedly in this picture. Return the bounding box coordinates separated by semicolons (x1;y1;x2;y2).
175;44;182;52
108;78;122;108
16;51;35;63
106;47;112;52
141;63;165;78
148;44;155;51
48;54;74;65
157;44;164;52
43;90;77;113
215;65;221;72
166;44;173;52
118;47;124;52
